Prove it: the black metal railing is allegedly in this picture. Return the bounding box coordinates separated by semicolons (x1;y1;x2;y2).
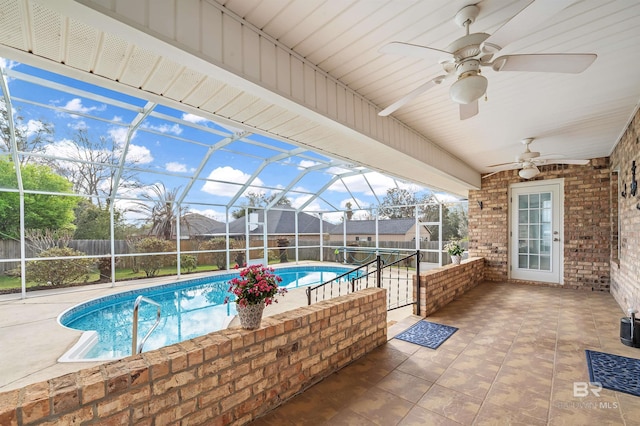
306;250;422;313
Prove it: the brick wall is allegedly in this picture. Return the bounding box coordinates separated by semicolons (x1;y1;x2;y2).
468;158;611;290
609;107;640;312
415;257;485;317
0;289;387;426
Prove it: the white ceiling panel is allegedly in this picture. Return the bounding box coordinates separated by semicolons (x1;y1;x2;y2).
1;0;638;198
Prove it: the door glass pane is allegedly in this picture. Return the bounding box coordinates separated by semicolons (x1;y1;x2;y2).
519;210;528;223
530;194;540;208
519;225;528;238
517;190;552;272
540;256;550;270
519;195;528;209
519;255;528;268
518;240;528;253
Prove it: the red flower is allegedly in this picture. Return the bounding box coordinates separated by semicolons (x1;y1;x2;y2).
225;264;287;306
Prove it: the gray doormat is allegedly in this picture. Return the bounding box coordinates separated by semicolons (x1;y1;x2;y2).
586;350;640;397
394;320;458;349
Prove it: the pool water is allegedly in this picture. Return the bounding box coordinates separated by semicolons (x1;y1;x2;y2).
59;266;355;360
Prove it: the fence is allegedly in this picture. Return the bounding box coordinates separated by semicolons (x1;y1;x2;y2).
0;238;467;274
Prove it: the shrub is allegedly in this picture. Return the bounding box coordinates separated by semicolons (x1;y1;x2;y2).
134;237;174;277
97;257;118;280
26;247;94;286
201;238;242;270
180;254;197;272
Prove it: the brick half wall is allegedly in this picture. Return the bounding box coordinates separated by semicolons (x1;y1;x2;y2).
0;288;387;426
415;257;485;317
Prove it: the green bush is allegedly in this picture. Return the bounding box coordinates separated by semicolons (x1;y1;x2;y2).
201;238;242;269
26;247;94;286
180;254;197;272
134;237;174;277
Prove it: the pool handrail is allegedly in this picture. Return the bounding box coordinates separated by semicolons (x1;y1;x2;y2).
132;295;161;355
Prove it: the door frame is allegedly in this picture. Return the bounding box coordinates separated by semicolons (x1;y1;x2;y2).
509;178;564;284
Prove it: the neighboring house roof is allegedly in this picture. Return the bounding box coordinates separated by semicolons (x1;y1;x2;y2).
201;209;334;236
179;213;224;237
329;218;419;235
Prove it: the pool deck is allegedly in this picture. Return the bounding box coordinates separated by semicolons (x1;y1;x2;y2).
0;262;415;392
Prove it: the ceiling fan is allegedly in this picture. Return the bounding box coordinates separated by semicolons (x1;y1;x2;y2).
378;0;597;120
483;138;590;179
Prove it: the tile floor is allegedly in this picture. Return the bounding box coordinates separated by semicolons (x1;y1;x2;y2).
252;282;640;425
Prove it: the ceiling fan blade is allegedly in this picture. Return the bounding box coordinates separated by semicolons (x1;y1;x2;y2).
541;159;590;165
378;75;446;116
492;53;597;73
460;100;479;120
379;41;452;59
482;170;503;179
481;0;579;54
487;162;521;170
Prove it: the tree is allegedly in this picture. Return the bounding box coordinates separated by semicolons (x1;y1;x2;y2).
73;199;125;239
0;159;78;239
345;202;354;220
132;183;182;240
378;188;424;219
0;100;54;164
232;191;292;219
49;128;142;208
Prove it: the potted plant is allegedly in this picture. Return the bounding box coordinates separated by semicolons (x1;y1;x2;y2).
225;264;287;329
444;240;464;265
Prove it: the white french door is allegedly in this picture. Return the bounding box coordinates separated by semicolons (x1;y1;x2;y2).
510;179;563;284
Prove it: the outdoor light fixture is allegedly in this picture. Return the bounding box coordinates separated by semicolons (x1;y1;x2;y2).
449;67;487;104
518;163;540;179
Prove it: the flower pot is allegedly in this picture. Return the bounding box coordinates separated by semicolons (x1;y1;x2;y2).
236;302;265;329
450;255;461;265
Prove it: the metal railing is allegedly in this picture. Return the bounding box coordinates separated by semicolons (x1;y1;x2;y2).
132;295;161;355
307;250;422;313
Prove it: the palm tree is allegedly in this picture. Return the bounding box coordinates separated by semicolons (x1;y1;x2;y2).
133;183;182;240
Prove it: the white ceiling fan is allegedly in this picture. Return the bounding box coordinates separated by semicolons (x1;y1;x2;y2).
483;138;590;179
378;0;597;120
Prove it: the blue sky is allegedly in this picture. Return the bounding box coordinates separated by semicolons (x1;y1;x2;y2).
1;57;454;223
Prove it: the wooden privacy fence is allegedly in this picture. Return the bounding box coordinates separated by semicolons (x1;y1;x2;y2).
0;238;466;273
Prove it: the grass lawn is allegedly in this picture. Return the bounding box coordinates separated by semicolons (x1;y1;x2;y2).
0;264;221;292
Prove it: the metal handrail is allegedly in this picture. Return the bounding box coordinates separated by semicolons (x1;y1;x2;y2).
132;295;161;355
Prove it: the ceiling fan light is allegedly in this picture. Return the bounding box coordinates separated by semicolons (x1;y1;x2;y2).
449;74;488;104
519;164;540;179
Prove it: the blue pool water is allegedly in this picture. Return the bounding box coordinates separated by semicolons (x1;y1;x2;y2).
59;266;355;360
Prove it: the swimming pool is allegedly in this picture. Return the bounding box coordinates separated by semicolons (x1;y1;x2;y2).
58;265;356;361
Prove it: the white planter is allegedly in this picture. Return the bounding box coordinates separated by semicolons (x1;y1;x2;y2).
450;255;462;265
236;302;265;329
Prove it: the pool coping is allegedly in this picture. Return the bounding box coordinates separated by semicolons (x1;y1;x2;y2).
0;261;416;392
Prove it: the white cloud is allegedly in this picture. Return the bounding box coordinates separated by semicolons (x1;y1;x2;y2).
67;120;87;131
166;162;188;172
0;58;18;70
18;119;48;137
108;127;129;145
298;160;319;170
142;122;183;135
201;166;264;197
126;144;153;164
181;113;209;124
62;98;106;117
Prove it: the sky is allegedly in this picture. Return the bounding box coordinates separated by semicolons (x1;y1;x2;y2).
0;57;461;224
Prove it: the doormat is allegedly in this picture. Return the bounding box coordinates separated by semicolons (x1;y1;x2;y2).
394;320;458;349
585;350;640;397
